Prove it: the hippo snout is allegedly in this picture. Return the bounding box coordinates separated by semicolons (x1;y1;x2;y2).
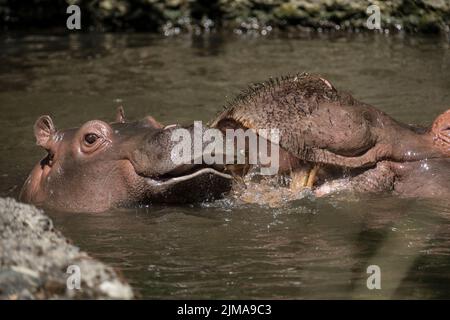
130;123;228;179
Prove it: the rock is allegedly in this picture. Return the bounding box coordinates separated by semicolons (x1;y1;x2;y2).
0;197;133;299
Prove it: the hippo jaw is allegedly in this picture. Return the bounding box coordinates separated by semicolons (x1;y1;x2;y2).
140;167;233;204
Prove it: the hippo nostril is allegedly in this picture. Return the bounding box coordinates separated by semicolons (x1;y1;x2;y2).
47;153;55;166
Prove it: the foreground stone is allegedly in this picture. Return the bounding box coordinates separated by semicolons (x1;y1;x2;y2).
0;197;133;299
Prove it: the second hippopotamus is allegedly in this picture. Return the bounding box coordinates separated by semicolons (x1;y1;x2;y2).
210;73;450;199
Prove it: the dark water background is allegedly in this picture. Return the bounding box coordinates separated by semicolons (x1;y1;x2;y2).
1;32;450;299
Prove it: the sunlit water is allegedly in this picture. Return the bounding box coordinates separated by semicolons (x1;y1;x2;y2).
1;32;450;299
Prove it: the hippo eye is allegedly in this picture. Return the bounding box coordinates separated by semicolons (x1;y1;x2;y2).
84;133;99;145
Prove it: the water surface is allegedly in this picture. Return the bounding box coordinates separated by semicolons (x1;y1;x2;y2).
1;32;450;299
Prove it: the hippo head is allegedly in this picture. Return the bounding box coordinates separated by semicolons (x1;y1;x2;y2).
20;108;231;212
431;109;450;156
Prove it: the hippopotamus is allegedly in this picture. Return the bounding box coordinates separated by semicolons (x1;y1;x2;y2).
209;73;450;199
19;108;231;212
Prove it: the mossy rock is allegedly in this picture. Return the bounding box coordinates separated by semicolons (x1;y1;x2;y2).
1;0;449;33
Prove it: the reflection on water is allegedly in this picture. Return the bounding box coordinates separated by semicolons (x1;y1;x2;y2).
0;32;449;298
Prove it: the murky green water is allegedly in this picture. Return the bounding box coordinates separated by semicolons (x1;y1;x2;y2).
1;32;450;299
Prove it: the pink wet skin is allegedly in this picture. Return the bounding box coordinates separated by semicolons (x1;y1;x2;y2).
20;107;232;213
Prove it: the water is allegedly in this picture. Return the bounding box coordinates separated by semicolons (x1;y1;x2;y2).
1;32;450;299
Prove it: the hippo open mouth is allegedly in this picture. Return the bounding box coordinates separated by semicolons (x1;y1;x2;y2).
219;152;381;195
209;74;450;199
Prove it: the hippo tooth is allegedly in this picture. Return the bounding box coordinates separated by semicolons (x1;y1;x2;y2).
290;168;310;192
164;124;177;130
306;164;320;188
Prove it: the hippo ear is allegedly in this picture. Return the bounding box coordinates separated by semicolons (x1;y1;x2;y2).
34;115;56;149
115;106;126;123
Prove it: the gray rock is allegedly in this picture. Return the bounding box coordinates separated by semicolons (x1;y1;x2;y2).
0;197;133;299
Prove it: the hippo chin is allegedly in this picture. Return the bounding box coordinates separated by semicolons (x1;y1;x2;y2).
20;108;231;213
209;73;450;199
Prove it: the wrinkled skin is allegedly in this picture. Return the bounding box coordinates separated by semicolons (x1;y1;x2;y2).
20;108;231;212
210;73;450;198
